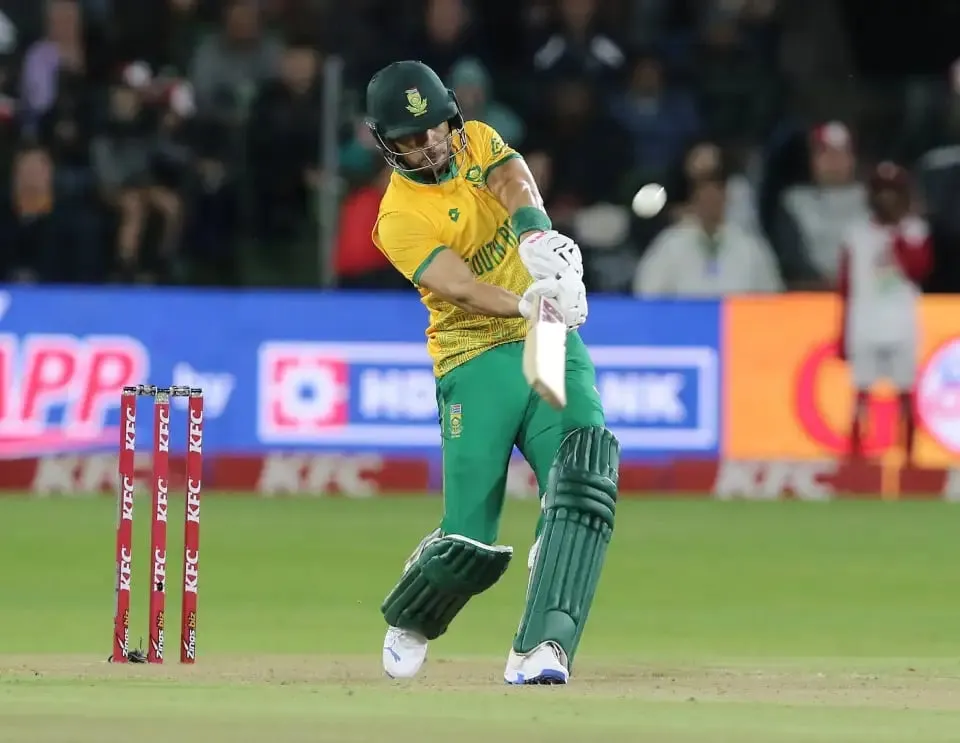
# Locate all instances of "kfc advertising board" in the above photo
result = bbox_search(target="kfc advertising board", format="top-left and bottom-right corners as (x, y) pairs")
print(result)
(725, 294), (960, 466)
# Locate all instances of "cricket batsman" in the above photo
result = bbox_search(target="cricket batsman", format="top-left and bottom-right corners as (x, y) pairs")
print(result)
(366, 60), (619, 685)
(837, 161), (932, 464)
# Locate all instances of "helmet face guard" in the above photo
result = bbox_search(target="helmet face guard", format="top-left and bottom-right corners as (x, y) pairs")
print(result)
(369, 113), (468, 175)
(366, 79), (468, 176)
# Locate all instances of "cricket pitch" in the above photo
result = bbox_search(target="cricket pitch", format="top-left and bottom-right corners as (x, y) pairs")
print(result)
(3, 654), (959, 743)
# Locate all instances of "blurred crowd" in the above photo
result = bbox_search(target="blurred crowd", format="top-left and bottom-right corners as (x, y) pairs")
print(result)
(0, 0), (959, 294)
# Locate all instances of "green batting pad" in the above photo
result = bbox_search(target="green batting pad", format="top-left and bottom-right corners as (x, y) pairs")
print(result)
(514, 427), (619, 665)
(381, 534), (513, 640)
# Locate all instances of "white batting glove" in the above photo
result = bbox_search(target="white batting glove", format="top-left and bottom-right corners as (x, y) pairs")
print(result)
(519, 230), (583, 281)
(519, 274), (588, 330)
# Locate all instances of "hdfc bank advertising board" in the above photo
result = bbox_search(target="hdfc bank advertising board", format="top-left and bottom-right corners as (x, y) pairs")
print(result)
(0, 287), (957, 499)
(256, 300), (719, 454)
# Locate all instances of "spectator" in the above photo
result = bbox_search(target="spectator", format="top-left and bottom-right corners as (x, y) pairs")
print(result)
(665, 141), (761, 237)
(0, 88), (17, 205)
(610, 51), (700, 181)
(339, 116), (383, 187)
(915, 59), (960, 294)
(774, 121), (869, 288)
(34, 62), (102, 282)
(526, 76), (631, 234)
(5, 145), (54, 281)
(533, 0), (625, 84)
(738, 0), (780, 64)
(776, 0), (855, 123)
(112, 0), (206, 78)
(151, 81), (197, 185)
(0, 8), (18, 107)
(1, 138), (103, 283)
(693, 4), (779, 147)
(152, 82), (198, 282)
(247, 39), (322, 245)
(837, 162), (932, 465)
(92, 82), (183, 282)
(400, 0), (485, 83)
(633, 169), (783, 297)
(19, 0), (87, 130)
(182, 113), (241, 285)
(627, 0), (672, 48)
(519, 0), (554, 40)
(335, 165), (407, 290)
(188, 0), (282, 124)
(450, 58), (525, 149)
(664, 141), (724, 218)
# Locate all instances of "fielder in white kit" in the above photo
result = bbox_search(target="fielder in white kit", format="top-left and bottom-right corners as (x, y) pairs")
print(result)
(837, 162), (933, 464)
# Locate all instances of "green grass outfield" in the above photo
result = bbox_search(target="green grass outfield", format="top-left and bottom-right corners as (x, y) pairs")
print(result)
(1, 496), (959, 742)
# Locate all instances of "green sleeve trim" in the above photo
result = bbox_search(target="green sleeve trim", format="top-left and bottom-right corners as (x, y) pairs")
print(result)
(483, 152), (522, 182)
(511, 205), (552, 237)
(412, 246), (448, 286)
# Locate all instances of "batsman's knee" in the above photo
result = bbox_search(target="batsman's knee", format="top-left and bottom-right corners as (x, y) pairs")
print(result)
(546, 426), (619, 527)
(381, 532), (512, 640)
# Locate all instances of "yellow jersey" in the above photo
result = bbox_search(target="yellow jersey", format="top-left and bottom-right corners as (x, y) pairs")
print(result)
(372, 120), (534, 377)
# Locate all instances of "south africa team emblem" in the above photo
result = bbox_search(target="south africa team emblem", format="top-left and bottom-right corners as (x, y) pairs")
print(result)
(405, 88), (428, 117)
(449, 403), (462, 438)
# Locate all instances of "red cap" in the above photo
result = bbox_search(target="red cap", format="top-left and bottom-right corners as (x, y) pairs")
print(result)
(811, 121), (852, 151)
(869, 160), (910, 191)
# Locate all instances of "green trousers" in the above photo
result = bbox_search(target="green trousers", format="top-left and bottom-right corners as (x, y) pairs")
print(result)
(435, 333), (605, 544)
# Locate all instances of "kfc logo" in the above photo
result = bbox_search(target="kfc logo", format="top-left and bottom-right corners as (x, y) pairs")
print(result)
(795, 340), (904, 455)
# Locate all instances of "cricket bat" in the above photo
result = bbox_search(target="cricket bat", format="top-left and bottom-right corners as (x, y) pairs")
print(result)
(523, 295), (567, 410)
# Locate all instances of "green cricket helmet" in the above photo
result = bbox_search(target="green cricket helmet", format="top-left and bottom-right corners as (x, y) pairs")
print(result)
(365, 60), (467, 174)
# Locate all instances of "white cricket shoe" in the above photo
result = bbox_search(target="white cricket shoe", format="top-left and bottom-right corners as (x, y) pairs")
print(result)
(382, 626), (428, 679)
(504, 641), (569, 685)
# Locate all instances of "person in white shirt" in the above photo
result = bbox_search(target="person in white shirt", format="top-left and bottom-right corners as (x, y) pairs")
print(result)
(775, 121), (870, 288)
(633, 171), (783, 297)
(837, 162), (933, 465)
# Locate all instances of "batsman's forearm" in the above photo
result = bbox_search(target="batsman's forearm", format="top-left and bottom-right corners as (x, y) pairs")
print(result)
(418, 250), (523, 317)
(488, 159), (550, 240)
(445, 281), (523, 318)
(500, 177), (543, 215)
(504, 181), (547, 242)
